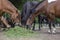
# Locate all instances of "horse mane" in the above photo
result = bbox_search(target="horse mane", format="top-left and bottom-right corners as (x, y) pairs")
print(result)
(31, 0), (45, 13)
(33, 0), (45, 9)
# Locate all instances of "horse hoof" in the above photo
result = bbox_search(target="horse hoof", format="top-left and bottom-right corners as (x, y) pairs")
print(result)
(52, 30), (56, 34)
(48, 30), (51, 33)
(52, 28), (56, 34)
(53, 28), (56, 31)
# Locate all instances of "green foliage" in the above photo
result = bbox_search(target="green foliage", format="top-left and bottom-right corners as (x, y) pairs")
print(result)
(9, 0), (27, 10)
(55, 18), (60, 23)
(3, 13), (10, 18)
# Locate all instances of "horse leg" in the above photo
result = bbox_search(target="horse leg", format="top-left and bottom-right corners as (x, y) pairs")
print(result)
(26, 25), (32, 30)
(52, 22), (56, 33)
(38, 15), (41, 31)
(48, 21), (52, 33)
(0, 21), (5, 31)
(39, 20), (41, 31)
(32, 20), (35, 30)
(1, 16), (11, 28)
(38, 20), (41, 30)
(50, 14), (56, 33)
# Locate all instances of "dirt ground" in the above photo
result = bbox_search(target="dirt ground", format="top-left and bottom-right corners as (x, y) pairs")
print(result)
(0, 27), (60, 40)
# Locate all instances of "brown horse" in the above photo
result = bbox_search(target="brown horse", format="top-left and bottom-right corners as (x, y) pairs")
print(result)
(0, 0), (21, 28)
(26, 0), (60, 33)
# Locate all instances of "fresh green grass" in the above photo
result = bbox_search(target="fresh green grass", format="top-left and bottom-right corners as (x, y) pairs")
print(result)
(4, 26), (37, 38)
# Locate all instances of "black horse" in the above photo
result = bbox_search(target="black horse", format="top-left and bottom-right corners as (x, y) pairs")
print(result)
(21, 1), (39, 26)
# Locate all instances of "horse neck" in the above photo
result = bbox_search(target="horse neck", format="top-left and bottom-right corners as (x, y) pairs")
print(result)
(35, 0), (47, 11)
(31, 1), (47, 17)
(28, 0), (47, 23)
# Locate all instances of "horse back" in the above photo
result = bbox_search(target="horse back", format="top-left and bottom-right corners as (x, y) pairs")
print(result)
(2, 0), (17, 11)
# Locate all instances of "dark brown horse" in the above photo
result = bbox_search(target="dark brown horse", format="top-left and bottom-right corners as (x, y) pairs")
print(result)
(26, 0), (59, 33)
(0, 0), (21, 28)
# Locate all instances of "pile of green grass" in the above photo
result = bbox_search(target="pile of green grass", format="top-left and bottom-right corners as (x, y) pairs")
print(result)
(5, 26), (37, 38)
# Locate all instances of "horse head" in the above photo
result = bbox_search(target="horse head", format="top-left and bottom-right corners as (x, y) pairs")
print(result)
(11, 10), (21, 26)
